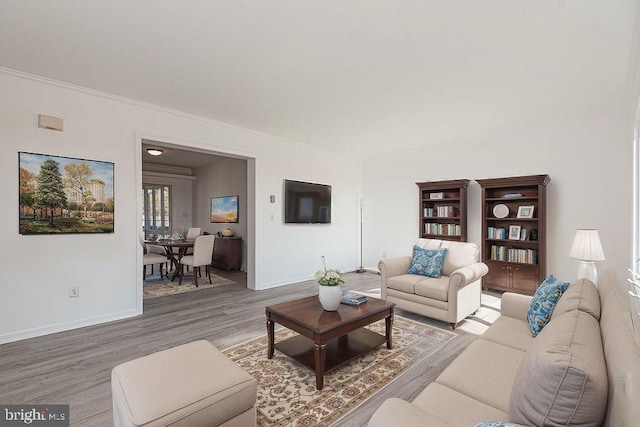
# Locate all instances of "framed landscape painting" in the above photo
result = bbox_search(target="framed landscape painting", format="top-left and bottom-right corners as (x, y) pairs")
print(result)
(19, 151), (115, 234)
(210, 195), (239, 223)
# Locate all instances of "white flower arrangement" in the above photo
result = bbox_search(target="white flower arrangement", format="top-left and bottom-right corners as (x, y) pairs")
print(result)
(315, 256), (345, 287)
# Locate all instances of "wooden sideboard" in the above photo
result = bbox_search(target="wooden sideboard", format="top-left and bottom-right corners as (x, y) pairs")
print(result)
(212, 237), (242, 271)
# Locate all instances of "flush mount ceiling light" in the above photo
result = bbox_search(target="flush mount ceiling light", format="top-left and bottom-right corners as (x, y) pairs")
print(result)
(146, 148), (163, 156)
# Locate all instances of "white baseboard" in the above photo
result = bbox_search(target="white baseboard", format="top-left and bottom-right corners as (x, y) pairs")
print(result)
(0, 308), (141, 345)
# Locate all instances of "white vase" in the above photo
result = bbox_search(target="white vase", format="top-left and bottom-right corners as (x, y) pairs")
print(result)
(318, 285), (342, 311)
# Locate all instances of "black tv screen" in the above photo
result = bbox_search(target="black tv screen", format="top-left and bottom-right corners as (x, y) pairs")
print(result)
(284, 180), (332, 224)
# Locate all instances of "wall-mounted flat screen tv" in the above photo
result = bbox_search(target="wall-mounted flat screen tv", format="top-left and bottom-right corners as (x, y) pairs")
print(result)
(284, 179), (331, 224)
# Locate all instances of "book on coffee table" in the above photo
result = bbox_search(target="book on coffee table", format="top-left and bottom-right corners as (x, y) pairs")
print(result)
(341, 291), (368, 306)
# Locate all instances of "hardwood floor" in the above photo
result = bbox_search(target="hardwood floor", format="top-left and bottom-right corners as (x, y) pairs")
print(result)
(0, 270), (478, 426)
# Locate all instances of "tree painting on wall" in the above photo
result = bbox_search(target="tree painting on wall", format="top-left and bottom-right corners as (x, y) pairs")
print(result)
(18, 152), (115, 234)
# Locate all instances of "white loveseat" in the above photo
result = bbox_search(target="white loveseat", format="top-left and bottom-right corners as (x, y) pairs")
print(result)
(379, 238), (489, 328)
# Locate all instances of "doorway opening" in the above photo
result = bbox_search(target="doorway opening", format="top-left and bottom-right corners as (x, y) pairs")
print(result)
(136, 134), (256, 312)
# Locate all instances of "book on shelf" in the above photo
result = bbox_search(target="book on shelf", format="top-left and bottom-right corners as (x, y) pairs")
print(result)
(341, 291), (368, 306)
(425, 223), (461, 236)
(423, 206), (459, 218)
(487, 227), (507, 239)
(488, 227), (528, 241)
(490, 245), (537, 264)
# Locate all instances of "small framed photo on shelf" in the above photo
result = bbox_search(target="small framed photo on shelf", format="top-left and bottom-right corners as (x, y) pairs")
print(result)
(520, 228), (527, 241)
(517, 205), (534, 218)
(509, 225), (522, 240)
(429, 192), (444, 200)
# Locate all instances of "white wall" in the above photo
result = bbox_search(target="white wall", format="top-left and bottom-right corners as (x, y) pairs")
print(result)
(363, 112), (633, 286)
(194, 158), (248, 269)
(253, 147), (362, 288)
(0, 70), (362, 343)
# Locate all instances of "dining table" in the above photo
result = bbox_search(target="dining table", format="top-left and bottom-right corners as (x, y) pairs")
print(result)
(145, 239), (195, 281)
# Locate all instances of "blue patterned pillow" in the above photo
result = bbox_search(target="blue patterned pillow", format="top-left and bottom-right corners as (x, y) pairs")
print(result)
(527, 275), (570, 336)
(407, 246), (448, 278)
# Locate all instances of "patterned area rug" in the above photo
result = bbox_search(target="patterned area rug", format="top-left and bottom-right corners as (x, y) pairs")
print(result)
(143, 270), (235, 298)
(223, 316), (456, 426)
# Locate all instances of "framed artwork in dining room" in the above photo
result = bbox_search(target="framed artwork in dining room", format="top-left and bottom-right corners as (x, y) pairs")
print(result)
(210, 195), (239, 223)
(18, 151), (115, 235)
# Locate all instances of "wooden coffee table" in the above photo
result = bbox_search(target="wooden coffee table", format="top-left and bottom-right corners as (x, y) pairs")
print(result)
(265, 295), (395, 390)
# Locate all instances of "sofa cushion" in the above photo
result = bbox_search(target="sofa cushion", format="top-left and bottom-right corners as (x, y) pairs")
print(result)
(440, 240), (479, 276)
(436, 339), (525, 413)
(551, 278), (601, 321)
(414, 276), (450, 301)
(407, 246), (448, 278)
(415, 238), (443, 250)
(413, 383), (509, 427)
(368, 397), (457, 427)
(479, 316), (533, 352)
(387, 274), (428, 294)
(386, 288), (449, 310)
(527, 275), (569, 336)
(509, 310), (608, 427)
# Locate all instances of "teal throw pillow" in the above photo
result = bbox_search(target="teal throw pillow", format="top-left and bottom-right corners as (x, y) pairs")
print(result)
(527, 275), (570, 337)
(407, 246), (448, 278)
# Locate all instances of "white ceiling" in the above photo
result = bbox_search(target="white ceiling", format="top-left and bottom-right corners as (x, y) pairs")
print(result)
(1, 1), (639, 156)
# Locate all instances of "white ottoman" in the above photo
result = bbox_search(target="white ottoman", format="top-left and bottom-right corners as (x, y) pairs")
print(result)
(111, 340), (256, 427)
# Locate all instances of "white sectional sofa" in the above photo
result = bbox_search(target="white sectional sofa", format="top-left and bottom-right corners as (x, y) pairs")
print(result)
(368, 272), (640, 426)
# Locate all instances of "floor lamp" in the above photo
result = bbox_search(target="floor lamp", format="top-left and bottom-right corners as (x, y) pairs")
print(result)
(356, 199), (365, 273)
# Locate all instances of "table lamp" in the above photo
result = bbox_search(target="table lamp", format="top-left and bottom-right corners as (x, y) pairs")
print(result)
(569, 229), (606, 285)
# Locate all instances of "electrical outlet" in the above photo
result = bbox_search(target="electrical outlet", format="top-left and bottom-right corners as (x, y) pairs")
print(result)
(69, 287), (79, 298)
(382, 251), (387, 259)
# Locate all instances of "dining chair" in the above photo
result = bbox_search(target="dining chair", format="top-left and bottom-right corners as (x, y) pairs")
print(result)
(178, 235), (215, 287)
(186, 227), (202, 239)
(139, 233), (170, 280)
(183, 227), (203, 261)
(146, 240), (170, 272)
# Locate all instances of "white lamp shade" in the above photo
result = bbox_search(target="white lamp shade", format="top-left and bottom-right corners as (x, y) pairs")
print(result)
(569, 229), (606, 261)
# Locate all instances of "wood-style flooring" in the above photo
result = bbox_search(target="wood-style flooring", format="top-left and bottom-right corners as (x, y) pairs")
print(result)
(0, 270), (478, 426)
